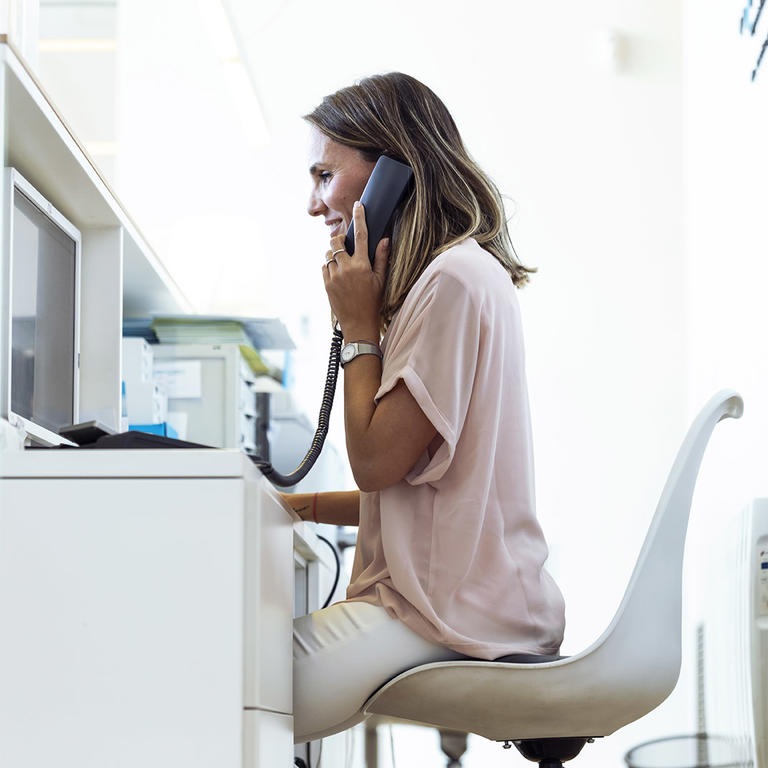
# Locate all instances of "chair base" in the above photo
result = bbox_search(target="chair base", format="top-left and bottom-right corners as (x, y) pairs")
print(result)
(511, 737), (591, 768)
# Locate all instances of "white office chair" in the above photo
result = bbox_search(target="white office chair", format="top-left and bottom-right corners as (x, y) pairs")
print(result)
(361, 389), (743, 767)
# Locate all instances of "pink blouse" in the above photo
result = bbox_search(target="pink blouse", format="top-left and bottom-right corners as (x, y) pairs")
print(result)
(345, 238), (565, 659)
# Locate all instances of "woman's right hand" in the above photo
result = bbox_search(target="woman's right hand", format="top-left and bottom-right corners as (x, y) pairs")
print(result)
(322, 202), (388, 341)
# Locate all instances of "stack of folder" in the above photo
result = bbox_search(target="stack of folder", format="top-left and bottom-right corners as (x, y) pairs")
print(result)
(151, 317), (251, 346)
(150, 315), (295, 351)
(121, 315), (295, 380)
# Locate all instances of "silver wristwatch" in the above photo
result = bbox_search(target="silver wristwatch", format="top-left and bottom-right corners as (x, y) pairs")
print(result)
(340, 341), (383, 368)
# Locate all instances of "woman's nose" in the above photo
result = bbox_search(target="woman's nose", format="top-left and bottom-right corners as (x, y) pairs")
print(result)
(307, 190), (325, 217)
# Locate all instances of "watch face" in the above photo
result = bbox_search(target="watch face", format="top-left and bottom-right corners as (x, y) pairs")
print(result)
(341, 344), (356, 363)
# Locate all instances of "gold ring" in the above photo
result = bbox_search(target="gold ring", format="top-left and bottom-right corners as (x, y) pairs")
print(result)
(324, 257), (336, 266)
(331, 248), (346, 257)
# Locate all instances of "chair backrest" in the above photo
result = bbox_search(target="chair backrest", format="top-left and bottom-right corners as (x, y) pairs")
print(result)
(565, 389), (744, 697)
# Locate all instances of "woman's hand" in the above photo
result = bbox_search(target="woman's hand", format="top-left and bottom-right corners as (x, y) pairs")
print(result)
(280, 491), (360, 526)
(322, 201), (389, 341)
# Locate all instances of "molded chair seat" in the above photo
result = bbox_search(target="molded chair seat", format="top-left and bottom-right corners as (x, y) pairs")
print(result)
(362, 390), (743, 765)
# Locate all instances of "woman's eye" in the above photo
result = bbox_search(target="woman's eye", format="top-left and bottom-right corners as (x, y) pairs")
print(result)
(319, 171), (332, 185)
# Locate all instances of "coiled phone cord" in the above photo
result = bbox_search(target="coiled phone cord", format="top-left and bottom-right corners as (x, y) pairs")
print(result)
(254, 326), (344, 488)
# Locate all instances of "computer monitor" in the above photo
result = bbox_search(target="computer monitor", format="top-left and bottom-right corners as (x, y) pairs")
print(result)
(2, 168), (81, 446)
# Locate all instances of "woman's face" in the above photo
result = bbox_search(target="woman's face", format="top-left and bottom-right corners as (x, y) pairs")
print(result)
(307, 127), (376, 240)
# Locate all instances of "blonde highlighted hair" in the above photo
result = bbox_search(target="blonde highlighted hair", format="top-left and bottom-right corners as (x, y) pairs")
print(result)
(305, 72), (535, 329)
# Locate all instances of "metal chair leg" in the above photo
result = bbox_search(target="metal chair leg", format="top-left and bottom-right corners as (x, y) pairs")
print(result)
(365, 720), (379, 768)
(439, 729), (468, 767)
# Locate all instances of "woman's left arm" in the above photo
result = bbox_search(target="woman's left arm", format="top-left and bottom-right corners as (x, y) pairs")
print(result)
(341, 358), (437, 491)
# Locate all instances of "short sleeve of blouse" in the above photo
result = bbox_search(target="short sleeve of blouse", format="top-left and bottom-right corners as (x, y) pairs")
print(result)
(375, 263), (483, 485)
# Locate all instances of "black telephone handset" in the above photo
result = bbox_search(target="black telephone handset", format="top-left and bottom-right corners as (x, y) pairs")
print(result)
(344, 155), (414, 265)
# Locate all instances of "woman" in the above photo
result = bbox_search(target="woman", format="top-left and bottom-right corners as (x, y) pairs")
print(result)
(284, 72), (565, 744)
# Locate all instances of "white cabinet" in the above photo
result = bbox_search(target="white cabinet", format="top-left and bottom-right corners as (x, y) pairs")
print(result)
(244, 711), (294, 767)
(0, 449), (296, 767)
(152, 343), (259, 453)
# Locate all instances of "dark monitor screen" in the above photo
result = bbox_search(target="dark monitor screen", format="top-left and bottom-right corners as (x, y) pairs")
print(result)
(8, 172), (80, 444)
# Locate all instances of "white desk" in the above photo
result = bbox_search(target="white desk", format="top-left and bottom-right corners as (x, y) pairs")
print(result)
(0, 448), (302, 767)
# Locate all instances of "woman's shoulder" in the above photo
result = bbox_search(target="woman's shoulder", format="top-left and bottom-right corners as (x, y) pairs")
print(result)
(386, 239), (522, 347)
(425, 238), (512, 292)
(391, 240), (515, 331)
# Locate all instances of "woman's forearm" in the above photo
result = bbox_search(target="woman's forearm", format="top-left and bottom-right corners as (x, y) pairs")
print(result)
(281, 490), (360, 526)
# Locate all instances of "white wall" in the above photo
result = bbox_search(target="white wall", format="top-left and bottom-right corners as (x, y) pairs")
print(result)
(683, 1), (768, 510)
(682, 0), (768, 713)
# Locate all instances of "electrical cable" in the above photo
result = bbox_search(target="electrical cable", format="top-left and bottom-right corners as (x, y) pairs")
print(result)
(252, 327), (344, 488)
(315, 534), (341, 609)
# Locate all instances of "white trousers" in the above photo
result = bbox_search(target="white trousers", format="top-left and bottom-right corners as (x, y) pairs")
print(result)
(292, 601), (465, 744)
